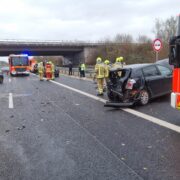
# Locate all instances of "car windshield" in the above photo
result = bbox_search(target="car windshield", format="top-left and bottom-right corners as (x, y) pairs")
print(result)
(11, 57), (28, 66)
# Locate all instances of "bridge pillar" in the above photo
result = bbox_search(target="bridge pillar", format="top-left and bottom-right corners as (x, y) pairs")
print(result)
(64, 47), (97, 66)
(83, 47), (97, 64)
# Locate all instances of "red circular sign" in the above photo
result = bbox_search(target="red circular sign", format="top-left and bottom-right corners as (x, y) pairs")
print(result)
(153, 38), (162, 52)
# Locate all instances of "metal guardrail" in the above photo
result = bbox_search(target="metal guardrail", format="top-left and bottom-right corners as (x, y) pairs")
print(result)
(58, 67), (95, 78)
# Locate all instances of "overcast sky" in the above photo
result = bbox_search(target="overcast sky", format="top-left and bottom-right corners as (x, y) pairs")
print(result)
(0, 0), (179, 42)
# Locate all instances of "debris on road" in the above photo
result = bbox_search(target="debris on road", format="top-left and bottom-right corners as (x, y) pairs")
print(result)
(121, 157), (126, 161)
(17, 125), (26, 130)
(143, 167), (148, 171)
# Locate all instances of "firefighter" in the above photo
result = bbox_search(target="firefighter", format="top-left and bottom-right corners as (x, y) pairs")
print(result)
(46, 62), (52, 80)
(38, 62), (44, 81)
(112, 56), (124, 68)
(81, 63), (86, 77)
(50, 61), (55, 80)
(95, 57), (105, 96)
(104, 59), (110, 86)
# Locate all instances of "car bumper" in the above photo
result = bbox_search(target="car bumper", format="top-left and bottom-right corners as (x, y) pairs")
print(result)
(104, 101), (134, 107)
(11, 71), (30, 75)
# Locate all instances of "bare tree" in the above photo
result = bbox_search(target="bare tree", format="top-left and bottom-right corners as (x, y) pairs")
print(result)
(153, 16), (178, 43)
(114, 33), (133, 43)
(137, 35), (152, 43)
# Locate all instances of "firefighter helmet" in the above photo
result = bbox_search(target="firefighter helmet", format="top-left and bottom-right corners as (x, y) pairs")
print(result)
(104, 60), (110, 65)
(96, 57), (102, 63)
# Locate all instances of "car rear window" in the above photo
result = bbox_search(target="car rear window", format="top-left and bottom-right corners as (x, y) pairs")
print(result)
(142, 65), (160, 77)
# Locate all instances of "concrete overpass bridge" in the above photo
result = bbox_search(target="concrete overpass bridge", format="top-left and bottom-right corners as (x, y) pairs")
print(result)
(0, 40), (99, 64)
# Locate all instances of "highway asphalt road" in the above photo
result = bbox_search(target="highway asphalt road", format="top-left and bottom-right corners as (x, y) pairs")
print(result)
(0, 74), (179, 180)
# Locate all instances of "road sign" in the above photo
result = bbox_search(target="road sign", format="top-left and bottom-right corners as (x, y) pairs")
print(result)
(153, 38), (162, 52)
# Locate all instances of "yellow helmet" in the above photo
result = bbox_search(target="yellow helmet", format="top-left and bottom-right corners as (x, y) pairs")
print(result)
(119, 57), (123, 62)
(116, 57), (120, 62)
(104, 60), (110, 65)
(96, 57), (102, 63)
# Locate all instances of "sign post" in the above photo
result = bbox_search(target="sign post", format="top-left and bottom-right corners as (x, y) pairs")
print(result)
(153, 38), (162, 62)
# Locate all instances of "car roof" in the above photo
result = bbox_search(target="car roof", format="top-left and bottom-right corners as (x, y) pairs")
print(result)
(124, 63), (152, 69)
(156, 58), (173, 69)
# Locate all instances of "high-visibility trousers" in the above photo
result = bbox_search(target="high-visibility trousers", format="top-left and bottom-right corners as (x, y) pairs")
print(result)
(46, 72), (52, 80)
(97, 78), (104, 94)
(39, 72), (43, 80)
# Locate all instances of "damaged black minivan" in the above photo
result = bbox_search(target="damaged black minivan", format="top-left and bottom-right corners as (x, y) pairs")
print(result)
(106, 64), (172, 106)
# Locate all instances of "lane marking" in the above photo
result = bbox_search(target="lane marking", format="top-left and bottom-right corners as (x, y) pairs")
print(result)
(9, 78), (11, 83)
(50, 80), (180, 134)
(9, 93), (14, 109)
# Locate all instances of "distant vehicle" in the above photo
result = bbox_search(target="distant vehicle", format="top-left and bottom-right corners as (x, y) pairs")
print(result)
(0, 69), (4, 83)
(8, 54), (30, 76)
(1, 66), (9, 74)
(54, 67), (60, 77)
(106, 63), (172, 106)
(29, 58), (37, 73)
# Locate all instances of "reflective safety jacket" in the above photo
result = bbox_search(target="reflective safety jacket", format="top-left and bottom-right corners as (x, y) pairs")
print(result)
(81, 64), (86, 71)
(104, 64), (110, 78)
(95, 63), (105, 79)
(38, 64), (44, 73)
(51, 63), (55, 73)
(112, 62), (123, 69)
(46, 64), (52, 73)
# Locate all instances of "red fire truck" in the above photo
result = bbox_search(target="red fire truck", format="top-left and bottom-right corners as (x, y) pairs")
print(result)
(169, 14), (180, 110)
(9, 54), (30, 76)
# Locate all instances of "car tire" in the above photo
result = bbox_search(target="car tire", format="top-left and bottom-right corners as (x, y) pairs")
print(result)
(139, 89), (149, 105)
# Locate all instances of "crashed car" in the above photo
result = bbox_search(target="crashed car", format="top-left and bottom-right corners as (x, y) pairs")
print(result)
(106, 63), (172, 107)
(0, 69), (4, 84)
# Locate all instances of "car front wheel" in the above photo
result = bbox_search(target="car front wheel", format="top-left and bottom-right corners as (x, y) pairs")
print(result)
(139, 90), (149, 105)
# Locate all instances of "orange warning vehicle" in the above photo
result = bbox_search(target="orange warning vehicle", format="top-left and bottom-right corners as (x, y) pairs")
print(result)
(169, 14), (180, 109)
(29, 58), (37, 73)
(9, 54), (30, 76)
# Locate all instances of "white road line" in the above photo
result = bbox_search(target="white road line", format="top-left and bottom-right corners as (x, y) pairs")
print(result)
(50, 80), (180, 134)
(9, 93), (14, 109)
(9, 78), (11, 83)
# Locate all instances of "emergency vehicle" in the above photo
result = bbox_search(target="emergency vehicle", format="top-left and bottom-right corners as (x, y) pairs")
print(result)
(29, 58), (37, 73)
(9, 54), (30, 76)
(169, 14), (180, 110)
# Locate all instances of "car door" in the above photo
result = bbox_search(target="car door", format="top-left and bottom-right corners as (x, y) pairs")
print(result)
(142, 65), (164, 97)
(156, 65), (172, 94)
